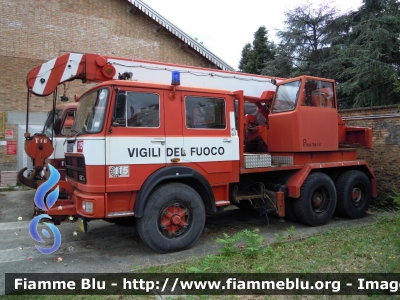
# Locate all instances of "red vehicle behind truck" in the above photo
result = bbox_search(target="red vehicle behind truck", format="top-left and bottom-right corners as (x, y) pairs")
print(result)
(40, 102), (77, 180)
(20, 53), (376, 253)
(18, 102), (77, 216)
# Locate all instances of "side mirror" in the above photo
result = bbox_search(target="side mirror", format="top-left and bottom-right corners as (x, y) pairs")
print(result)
(60, 95), (69, 102)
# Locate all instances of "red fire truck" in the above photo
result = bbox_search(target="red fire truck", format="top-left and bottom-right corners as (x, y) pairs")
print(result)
(18, 102), (77, 217)
(21, 53), (376, 253)
(42, 102), (77, 180)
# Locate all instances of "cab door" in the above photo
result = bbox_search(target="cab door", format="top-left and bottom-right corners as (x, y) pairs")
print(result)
(181, 91), (238, 182)
(105, 88), (166, 192)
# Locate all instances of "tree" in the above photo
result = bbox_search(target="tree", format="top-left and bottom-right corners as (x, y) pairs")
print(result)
(275, 3), (338, 77)
(238, 43), (252, 72)
(238, 26), (275, 74)
(262, 44), (293, 78)
(329, 0), (400, 108)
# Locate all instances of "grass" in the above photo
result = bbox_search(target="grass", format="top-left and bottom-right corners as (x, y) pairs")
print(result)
(143, 213), (400, 274)
(3, 214), (399, 300)
(0, 182), (33, 191)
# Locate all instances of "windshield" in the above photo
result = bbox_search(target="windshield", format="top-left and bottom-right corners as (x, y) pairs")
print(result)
(71, 88), (109, 134)
(42, 109), (62, 138)
(272, 80), (301, 113)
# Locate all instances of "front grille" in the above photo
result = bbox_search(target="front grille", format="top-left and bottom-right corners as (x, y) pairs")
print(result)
(65, 155), (86, 183)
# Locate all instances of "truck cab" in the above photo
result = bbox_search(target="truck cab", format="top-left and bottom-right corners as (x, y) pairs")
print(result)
(267, 76), (338, 152)
(65, 80), (240, 221)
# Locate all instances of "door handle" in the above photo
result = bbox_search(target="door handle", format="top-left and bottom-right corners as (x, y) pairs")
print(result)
(223, 138), (232, 143)
(151, 138), (166, 145)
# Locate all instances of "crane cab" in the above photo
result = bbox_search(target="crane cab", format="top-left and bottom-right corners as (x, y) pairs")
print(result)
(267, 76), (338, 152)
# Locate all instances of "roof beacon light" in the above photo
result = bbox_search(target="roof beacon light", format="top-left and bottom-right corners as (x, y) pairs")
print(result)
(172, 71), (180, 86)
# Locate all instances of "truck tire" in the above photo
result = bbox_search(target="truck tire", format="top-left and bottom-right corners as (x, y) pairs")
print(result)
(293, 172), (336, 226)
(137, 183), (205, 253)
(335, 170), (371, 218)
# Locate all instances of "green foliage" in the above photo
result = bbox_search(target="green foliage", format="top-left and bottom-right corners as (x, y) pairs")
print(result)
(272, 3), (338, 77)
(145, 214), (400, 275)
(333, 0), (400, 108)
(215, 231), (244, 256)
(215, 229), (265, 258)
(241, 229), (264, 258)
(274, 232), (284, 245)
(262, 44), (293, 78)
(389, 189), (400, 206)
(374, 213), (391, 224)
(253, 0), (400, 108)
(395, 76), (400, 94)
(186, 255), (222, 273)
(186, 229), (267, 272)
(371, 191), (396, 210)
(238, 26), (275, 74)
(287, 225), (296, 238)
(238, 43), (252, 73)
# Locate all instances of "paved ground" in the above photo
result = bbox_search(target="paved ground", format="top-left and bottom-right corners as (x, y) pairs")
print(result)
(0, 189), (379, 295)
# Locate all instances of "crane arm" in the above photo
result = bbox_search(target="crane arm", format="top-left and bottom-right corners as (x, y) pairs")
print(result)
(27, 53), (118, 96)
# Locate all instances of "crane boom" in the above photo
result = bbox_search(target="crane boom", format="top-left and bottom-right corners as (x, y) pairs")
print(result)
(27, 53), (282, 97)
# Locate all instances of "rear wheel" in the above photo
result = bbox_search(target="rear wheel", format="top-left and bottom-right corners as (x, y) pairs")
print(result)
(137, 183), (205, 253)
(293, 172), (336, 226)
(335, 170), (371, 218)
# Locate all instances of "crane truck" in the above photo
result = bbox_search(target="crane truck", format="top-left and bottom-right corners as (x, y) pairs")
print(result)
(20, 52), (376, 253)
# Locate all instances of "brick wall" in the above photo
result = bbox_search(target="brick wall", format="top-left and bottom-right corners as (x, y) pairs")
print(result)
(340, 105), (400, 194)
(0, 0), (219, 172)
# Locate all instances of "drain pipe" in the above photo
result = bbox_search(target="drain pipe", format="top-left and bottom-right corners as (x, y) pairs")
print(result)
(0, 112), (5, 138)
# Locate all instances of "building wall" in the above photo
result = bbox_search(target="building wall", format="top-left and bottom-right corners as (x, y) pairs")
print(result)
(340, 105), (400, 194)
(0, 0), (219, 172)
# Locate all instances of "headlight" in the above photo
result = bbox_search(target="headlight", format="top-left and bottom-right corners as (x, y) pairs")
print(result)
(82, 200), (93, 213)
(86, 201), (93, 213)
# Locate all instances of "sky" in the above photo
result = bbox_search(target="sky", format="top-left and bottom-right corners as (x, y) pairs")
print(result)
(142, 0), (364, 70)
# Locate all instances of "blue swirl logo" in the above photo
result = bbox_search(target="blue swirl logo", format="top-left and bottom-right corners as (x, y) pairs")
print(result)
(29, 164), (62, 254)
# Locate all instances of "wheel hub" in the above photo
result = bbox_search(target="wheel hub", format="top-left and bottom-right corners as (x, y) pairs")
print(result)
(312, 194), (323, 208)
(352, 188), (361, 202)
(160, 202), (188, 236)
(351, 186), (365, 207)
(311, 188), (329, 214)
(171, 215), (182, 225)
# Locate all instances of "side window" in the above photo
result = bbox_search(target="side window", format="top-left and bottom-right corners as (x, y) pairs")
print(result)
(73, 88), (109, 133)
(43, 109), (62, 137)
(115, 92), (160, 128)
(272, 80), (301, 113)
(185, 96), (226, 129)
(303, 80), (335, 108)
(61, 111), (75, 136)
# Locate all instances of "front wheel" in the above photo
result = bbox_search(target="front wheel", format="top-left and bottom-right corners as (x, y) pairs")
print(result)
(335, 170), (371, 218)
(137, 183), (205, 253)
(293, 172), (337, 226)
